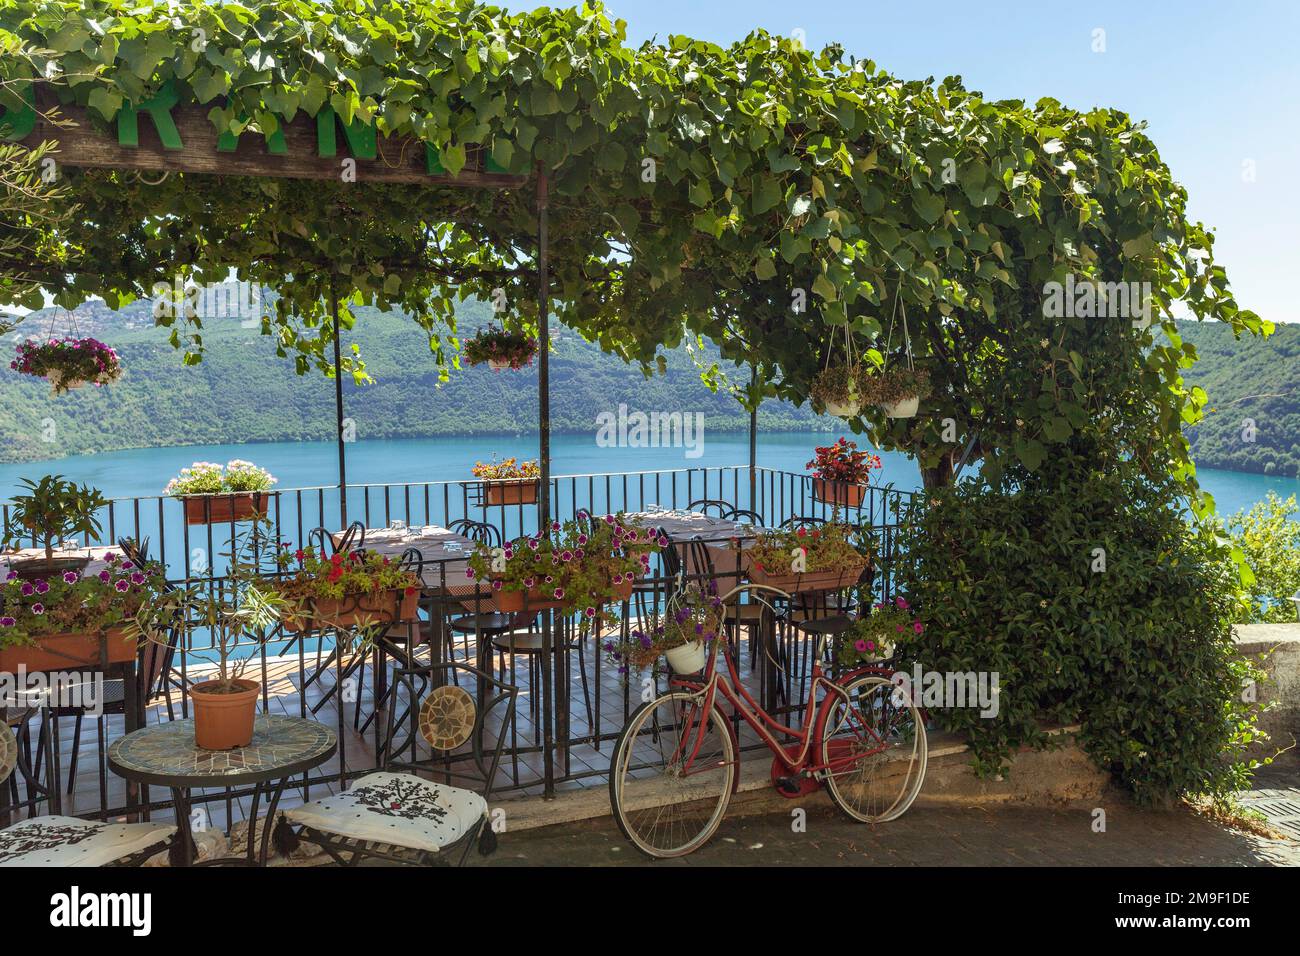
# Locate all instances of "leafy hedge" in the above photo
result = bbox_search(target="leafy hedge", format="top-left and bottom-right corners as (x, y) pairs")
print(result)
(897, 464), (1267, 805)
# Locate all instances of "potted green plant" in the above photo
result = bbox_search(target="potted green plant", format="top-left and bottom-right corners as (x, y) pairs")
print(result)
(471, 457), (541, 506)
(806, 438), (882, 508)
(131, 520), (287, 750)
(271, 545), (421, 634)
(164, 460), (277, 525)
(466, 513), (657, 633)
(604, 582), (725, 678)
(1, 475), (107, 579)
(810, 362), (870, 418)
(462, 326), (538, 371)
(11, 336), (123, 395)
(835, 596), (922, 670)
(743, 520), (871, 595)
(859, 367), (932, 418)
(1, 550), (164, 672)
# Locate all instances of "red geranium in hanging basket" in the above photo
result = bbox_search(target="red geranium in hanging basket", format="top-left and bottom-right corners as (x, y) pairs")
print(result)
(11, 337), (123, 396)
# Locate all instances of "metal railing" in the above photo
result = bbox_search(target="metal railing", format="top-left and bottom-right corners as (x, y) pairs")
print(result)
(1, 465), (919, 821)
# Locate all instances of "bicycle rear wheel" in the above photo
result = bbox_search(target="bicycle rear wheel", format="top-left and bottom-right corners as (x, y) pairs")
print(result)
(820, 675), (927, 823)
(609, 691), (736, 858)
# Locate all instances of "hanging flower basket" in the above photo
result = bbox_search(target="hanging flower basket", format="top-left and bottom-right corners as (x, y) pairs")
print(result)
(11, 338), (122, 396)
(810, 333), (868, 420)
(463, 326), (538, 370)
(860, 368), (931, 419)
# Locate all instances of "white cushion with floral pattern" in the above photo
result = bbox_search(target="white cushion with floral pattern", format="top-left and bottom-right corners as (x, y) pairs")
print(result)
(0, 816), (175, 867)
(286, 771), (486, 854)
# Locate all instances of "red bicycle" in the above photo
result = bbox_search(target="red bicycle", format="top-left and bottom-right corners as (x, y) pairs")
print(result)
(609, 584), (928, 858)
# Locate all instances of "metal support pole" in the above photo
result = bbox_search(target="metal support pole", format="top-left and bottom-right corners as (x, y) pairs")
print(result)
(536, 167), (556, 798)
(330, 286), (348, 527)
(748, 366), (758, 513)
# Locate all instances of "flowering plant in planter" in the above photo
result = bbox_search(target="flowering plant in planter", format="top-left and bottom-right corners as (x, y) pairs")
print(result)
(745, 521), (869, 577)
(11, 337), (122, 395)
(462, 326), (538, 370)
(470, 457), (540, 481)
(466, 513), (661, 633)
(604, 582), (724, 678)
(836, 596), (922, 669)
(271, 544), (421, 633)
(807, 438), (881, 485)
(164, 460), (277, 496)
(1, 551), (165, 649)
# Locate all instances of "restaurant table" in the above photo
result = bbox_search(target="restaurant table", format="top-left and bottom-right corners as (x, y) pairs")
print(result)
(107, 714), (336, 866)
(1, 545), (146, 814)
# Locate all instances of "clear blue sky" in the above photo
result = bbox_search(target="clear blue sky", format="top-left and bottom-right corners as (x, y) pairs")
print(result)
(607, 0), (1300, 324)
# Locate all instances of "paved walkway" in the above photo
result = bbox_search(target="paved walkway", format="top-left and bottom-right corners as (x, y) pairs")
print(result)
(484, 764), (1300, 867)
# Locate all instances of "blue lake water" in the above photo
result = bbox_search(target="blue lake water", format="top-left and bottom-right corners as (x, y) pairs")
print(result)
(2, 429), (1296, 520)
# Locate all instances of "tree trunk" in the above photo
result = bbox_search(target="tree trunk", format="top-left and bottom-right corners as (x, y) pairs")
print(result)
(920, 452), (954, 489)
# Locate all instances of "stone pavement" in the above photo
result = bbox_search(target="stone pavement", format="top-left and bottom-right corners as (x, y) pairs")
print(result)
(481, 762), (1300, 867)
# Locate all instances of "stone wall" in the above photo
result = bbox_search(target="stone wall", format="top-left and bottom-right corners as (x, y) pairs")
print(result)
(1235, 623), (1300, 759)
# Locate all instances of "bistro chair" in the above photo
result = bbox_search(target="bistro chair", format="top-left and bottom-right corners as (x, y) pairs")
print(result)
(49, 538), (186, 801)
(307, 521), (366, 558)
(687, 498), (733, 518)
(726, 507), (764, 526)
(283, 661), (516, 867)
(0, 728), (175, 866)
(447, 518), (501, 548)
(780, 514), (830, 529)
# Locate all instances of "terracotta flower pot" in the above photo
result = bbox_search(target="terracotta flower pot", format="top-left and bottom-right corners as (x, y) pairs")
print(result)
(481, 479), (540, 506)
(181, 492), (270, 525)
(812, 478), (868, 508)
(0, 628), (135, 672)
(190, 678), (260, 750)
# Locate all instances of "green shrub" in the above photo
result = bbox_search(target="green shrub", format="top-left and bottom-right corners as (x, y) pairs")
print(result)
(896, 466), (1266, 805)
(1222, 493), (1300, 624)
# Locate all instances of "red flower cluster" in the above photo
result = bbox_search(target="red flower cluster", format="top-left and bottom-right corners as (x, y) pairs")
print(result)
(806, 437), (882, 484)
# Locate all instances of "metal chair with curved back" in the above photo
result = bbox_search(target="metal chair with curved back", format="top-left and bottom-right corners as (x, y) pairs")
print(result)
(54, 538), (185, 801)
(726, 507), (764, 526)
(354, 547), (429, 734)
(687, 499), (733, 518)
(447, 519), (501, 549)
(284, 660), (517, 867)
(779, 514), (831, 530)
(307, 521), (366, 558)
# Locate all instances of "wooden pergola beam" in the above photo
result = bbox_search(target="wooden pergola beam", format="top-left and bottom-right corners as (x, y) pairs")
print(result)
(20, 92), (526, 189)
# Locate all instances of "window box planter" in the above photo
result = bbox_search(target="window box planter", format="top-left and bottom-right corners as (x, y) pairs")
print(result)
(746, 562), (867, 596)
(811, 478), (868, 508)
(490, 576), (633, 613)
(281, 588), (420, 633)
(181, 493), (272, 526)
(4, 554), (93, 582)
(0, 627), (134, 673)
(481, 479), (540, 507)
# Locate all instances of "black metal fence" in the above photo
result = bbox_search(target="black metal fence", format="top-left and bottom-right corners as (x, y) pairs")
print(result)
(2, 465), (919, 822)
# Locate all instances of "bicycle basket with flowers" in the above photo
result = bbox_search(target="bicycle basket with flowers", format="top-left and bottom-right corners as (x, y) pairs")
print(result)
(605, 582), (726, 678)
(836, 596), (922, 668)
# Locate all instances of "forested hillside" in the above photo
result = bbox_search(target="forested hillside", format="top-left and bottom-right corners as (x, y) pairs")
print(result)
(1179, 320), (1300, 477)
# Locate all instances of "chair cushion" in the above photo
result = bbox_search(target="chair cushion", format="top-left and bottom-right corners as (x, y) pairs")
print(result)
(0, 816), (176, 867)
(287, 771), (486, 854)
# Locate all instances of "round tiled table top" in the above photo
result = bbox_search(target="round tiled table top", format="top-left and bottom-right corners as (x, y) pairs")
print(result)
(107, 715), (336, 788)
(0, 723), (16, 787)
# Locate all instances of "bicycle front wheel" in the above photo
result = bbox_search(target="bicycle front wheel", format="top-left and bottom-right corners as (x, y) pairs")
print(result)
(609, 691), (736, 859)
(820, 675), (927, 823)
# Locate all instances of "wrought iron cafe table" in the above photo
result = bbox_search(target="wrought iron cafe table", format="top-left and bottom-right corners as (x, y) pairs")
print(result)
(107, 715), (336, 866)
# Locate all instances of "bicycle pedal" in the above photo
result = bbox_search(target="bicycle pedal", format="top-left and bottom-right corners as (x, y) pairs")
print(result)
(775, 775), (802, 796)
